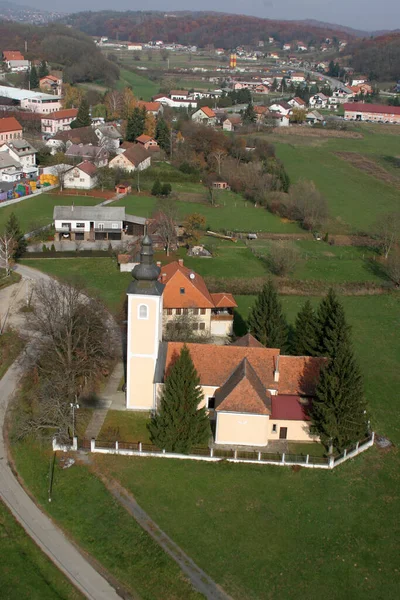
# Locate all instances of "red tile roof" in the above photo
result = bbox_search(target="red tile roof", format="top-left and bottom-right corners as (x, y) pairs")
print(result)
(136, 134), (157, 144)
(210, 293), (237, 308)
(215, 358), (271, 415)
(160, 261), (215, 309)
(0, 117), (22, 134)
(292, 97), (306, 105)
(76, 160), (97, 176)
(3, 51), (24, 61)
(232, 333), (264, 348)
(343, 102), (400, 116)
(46, 108), (78, 120)
(40, 75), (59, 83)
(170, 90), (188, 96)
(278, 356), (325, 396)
(200, 106), (216, 118)
(271, 395), (310, 421)
(254, 105), (268, 114)
(137, 101), (161, 112)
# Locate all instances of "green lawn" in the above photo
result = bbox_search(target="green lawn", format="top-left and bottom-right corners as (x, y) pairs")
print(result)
(0, 194), (101, 234)
(10, 440), (202, 600)
(99, 411), (152, 444)
(0, 329), (24, 379)
(274, 128), (400, 234)
(250, 240), (387, 283)
(0, 269), (21, 291)
(115, 193), (303, 233)
(115, 68), (160, 100)
(0, 500), (83, 600)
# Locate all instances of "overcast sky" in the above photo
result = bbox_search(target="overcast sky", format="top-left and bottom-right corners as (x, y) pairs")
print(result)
(27, 0), (400, 32)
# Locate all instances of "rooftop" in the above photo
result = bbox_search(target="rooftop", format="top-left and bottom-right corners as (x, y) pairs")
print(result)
(0, 85), (61, 102)
(343, 102), (400, 116)
(46, 108), (78, 120)
(53, 205), (124, 221)
(0, 117), (23, 133)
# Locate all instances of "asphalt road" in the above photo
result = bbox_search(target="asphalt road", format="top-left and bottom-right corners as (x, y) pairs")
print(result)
(0, 264), (123, 600)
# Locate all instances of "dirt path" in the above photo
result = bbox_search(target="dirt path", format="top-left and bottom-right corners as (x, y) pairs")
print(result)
(334, 152), (400, 189)
(92, 465), (233, 600)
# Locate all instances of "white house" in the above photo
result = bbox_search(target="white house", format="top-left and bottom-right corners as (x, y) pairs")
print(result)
(109, 145), (151, 173)
(41, 109), (78, 136)
(8, 60), (30, 72)
(288, 97), (307, 109)
(269, 102), (292, 116)
(0, 153), (22, 182)
(309, 93), (328, 108)
(53, 205), (125, 242)
(191, 106), (217, 126)
(94, 124), (122, 151)
(64, 161), (98, 190)
(127, 43), (143, 51)
(0, 139), (37, 176)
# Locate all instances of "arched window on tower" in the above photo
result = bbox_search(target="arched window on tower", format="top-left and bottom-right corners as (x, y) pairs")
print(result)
(138, 304), (148, 320)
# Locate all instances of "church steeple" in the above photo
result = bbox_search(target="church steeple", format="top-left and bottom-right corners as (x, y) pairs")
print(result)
(128, 234), (165, 296)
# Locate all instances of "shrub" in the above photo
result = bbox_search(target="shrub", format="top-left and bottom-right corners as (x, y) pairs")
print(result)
(42, 244), (47, 252)
(268, 242), (300, 276)
(50, 243), (56, 252)
(161, 182), (172, 196)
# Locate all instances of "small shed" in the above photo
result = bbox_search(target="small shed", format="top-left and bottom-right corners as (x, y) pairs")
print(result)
(212, 181), (230, 190)
(116, 182), (132, 195)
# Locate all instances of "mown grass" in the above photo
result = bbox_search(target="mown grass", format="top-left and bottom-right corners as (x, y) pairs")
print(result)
(115, 68), (160, 100)
(0, 194), (100, 233)
(10, 440), (202, 600)
(274, 127), (400, 234)
(99, 411), (151, 444)
(0, 269), (21, 290)
(0, 500), (83, 600)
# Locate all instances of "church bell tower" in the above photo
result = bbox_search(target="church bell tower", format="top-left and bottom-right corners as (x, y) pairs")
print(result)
(126, 235), (164, 410)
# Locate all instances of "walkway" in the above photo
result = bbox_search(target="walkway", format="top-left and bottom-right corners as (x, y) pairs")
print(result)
(94, 469), (233, 600)
(0, 354), (123, 600)
(84, 362), (125, 439)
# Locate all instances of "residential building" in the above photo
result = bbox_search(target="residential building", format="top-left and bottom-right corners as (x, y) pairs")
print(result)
(283, 43), (291, 51)
(152, 94), (197, 109)
(343, 102), (400, 124)
(349, 84), (373, 96)
(159, 258), (237, 339)
(2, 51), (24, 62)
(306, 110), (324, 125)
(40, 74), (63, 95)
(0, 152), (22, 182)
(0, 117), (23, 143)
(137, 101), (163, 115)
(65, 143), (108, 167)
(254, 105), (269, 122)
(269, 101), (292, 116)
(170, 90), (189, 100)
(288, 97), (307, 109)
(94, 124), (122, 151)
(309, 93), (328, 108)
(125, 236), (325, 448)
(212, 181), (230, 190)
(126, 43), (143, 51)
(53, 205), (146, 241)
(135, 134), (159, 150)
(0, 139), (37, 177)
(46, 126), (99, 153)
(222, 116), (242, 131)
(109, 145), (151, 172)
(7, 60), (30, 72)
(64, 161), (98, 190)
(291, 72), (306, 82)
(191, 106), (217, 126)
(41, 108), (78, 135)
(351, 77), (368, 86)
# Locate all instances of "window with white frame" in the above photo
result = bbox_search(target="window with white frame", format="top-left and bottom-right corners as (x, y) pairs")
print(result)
(138, 304), (148, 319)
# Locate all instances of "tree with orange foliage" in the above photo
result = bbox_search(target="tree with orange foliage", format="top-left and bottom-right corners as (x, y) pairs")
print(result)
(62, 84), (83, 109)
(144, 112), (156, 137)
(121, 87), (136, 120)
(105, 90), (122, 120)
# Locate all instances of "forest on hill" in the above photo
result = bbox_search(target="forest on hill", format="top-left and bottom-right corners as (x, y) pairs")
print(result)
(63, 10), (354, 47)
(349, 32), (400, 81)
(0, 21), (119, 85)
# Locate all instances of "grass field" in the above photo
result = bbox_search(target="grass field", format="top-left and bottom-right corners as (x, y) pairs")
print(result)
(0, 194), (101, 233)
(99, 411), (151, 443)
(10, 440), (202, 600)
(273, 127), (400, 234)
(115, 192), (303, 233)
(0, 500), (82, 600)
(115, 68), (160, 100)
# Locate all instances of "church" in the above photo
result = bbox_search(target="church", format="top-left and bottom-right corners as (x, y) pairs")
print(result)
(126, 236), (324, 448)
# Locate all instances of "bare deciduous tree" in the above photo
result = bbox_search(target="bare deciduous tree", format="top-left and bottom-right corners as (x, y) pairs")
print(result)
(288, 180), (328, 231)
(0, 234), (17, 276)
(385, 247), (400, 286)
(164, 312), (211, 343)
(268, 241), (301, 276)
(18, 280), (118, 440)
(374, 211), (400, 259)
(152, 197), (178, 256)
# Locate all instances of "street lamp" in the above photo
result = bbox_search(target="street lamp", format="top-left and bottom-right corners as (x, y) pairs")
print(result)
(70, 399), (79, 439)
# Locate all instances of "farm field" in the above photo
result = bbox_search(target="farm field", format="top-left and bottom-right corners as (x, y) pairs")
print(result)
(0, 194), (100, 233)
(115, 68), (160, 99)
(273, 127), (400, 234)
(0, 500), (83, 600)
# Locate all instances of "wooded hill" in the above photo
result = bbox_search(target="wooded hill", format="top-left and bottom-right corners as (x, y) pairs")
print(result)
(62, 10), (354, 47)
(349, 32), (400, 81)
(0, 21), (119, 85)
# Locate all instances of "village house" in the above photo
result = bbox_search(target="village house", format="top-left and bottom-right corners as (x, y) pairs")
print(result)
(136, 101), (163, 116)
(109, 145), (151, 172)
(135, 134), (159, 151)
(0, 139), (37, 178)
(309, 93), (328, 108)
(65, 143), (108, 167)
(254, 105), (270, 122)
(191, 106), (217, 126)
(153, 94), (198, 109)
(288, 97), (307, 109)
(222, 115), (242, 131)
(349, 84), (373, 96)
(45, 126), (99, 153)
(126, 43), (143, 51)
(212, 181), (230, 190)
(41, 108), (78, 136)
(94, 124), (123, 151)
(39, 74), (63, 95)
(158, 258), (237, 338)
(0, 117), (23, 143)
(170, 90), (189, 101)
(283, 43), (291, 51)
(54, 205), (146, 242)
(269, 101), (292, 116)
(0, 153), (22, 182)
(2, 50), (29, 72)
(125, 236), (325, 447)
(306, 110), (324, 125)
(290, 72), (306, 83)
(343, 102), (400, 124)
(63, 161), (98, 190)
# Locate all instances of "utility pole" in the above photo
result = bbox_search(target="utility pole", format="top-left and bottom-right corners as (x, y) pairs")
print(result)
(137, 167), (140, 193)
(70, 398), (79, 439)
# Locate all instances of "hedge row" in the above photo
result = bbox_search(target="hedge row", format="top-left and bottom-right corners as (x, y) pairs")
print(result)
(204, 276), (392, 296)
(22, 251), (113, 259)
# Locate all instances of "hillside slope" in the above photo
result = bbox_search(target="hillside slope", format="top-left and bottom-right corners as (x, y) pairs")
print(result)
(349, 32), (400, 80)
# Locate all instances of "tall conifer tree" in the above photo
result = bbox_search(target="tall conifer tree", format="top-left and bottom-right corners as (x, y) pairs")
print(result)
(73, 98), (91, 128)
(5, 212), (27, 258)
(247, 280), (288, 349)
(316, 288), (350, 358)
(155, 117), (171, 153)
(148, 345), (210, 453)
(126, 106), (146, 141)
(292, 300), (318, 356)
(29, 65), (39, 90)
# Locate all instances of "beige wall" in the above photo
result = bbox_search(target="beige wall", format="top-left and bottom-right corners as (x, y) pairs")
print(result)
(215, 412), (269, 447)
(269, 419), (319, 442)
(163, 308), (211, 336)
(210, 318), (233, 337)
(126, 293), (163, 410)
(155, 383), (218, 411)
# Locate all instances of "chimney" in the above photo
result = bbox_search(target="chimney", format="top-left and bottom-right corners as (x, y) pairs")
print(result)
(178, 258), (184, 267)
(274, 355), (280, 383)
(161, 272), (167, 283)
(156, 261), (161, 267)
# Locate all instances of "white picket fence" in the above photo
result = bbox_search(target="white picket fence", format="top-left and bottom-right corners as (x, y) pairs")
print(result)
(53, 432), (375, 470)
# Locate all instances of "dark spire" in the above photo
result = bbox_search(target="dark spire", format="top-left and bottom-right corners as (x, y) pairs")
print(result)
(128, 235), (165, 296)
